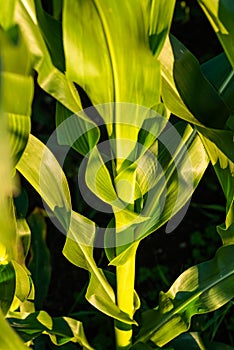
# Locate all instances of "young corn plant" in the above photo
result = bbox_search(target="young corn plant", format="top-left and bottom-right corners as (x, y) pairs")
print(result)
(0, 0), (233, 349)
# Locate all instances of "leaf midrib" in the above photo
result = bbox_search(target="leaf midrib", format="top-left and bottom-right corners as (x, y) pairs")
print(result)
(93, 0), (117, 104)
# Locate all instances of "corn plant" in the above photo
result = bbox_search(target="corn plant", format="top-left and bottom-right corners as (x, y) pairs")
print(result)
(0, 0), (233, 349)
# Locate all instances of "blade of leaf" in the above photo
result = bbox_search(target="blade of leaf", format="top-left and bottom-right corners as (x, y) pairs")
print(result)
(159, 34), (229, 129)
(11, 261), (31, 303)
(107, 124), (209, 265)
(159, 35), (233, 161)
(0, 309), (28, 350)
(0, 55), (17, 260)
(136, 124), (209, 239)
(8, 310), (94, 349)
(56, 101), (100, 157)
(198, 0), (234, 68)
(198, 131), (234, 244)
(148, 0), (176, 56)
(62, 0), (162, 158)
(0, 0), (16, 29)
(63, 211), (137, 325)
(34, 0), (65, 72)
(201, 53), (234, 114)
(15, 218), (31, 268)
(136, 244), (234, 347)
(63, 0), (161, 106)
(0, 263), (15, 315)
(16, 134), (72, 231)
(16, 135), (135, 323)
(15, 0), (81, 111)
(15, 0), (100, 154)
(0, 27), (33, 166)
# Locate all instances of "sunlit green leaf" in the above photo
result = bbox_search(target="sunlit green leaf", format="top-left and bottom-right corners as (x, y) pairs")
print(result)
(0, 263), (15, 315)
(0, 27), (32, 75)
(102, 123), (209, 264)
(16, 134), (72, 231)
(0, 309), (28, 350)
(0, 55), (17, 261)
(149, 127), (207, 240)
(63, 211), (137, 325)
(159, 35), (233, 162)
(198, 0), (234, 68)
(136, 244), (234, 347)
(159, 35), (229, 128)
(9, 310), (94, 349)
(0, 0), (16, 29)
(198, 132), (234, 244)
(56, 101), (100, 156)
(15, 0), (100, 155)
(11, 261), (31, 303)
(1, 73), (33, 117)
(15, 218), (31, 267)
(15, 0), (80, 110)
(16, 133), (134, 323)
(0, 28), (32, 166)
(63, 0), (161, 107)
(148, 0), (176, 56)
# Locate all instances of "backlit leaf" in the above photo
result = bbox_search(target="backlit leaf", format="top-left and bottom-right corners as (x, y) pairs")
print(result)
(198, 0), (234, 68)
(9, 310), (94, 349)
(16, 134), (72, 231)
(15, 0), (99, 154)
(136, 244), (234, 347)
(0, 309), (28, 350)
(0, 263), (15, 315)
(0, 0), (16, 29)
(63, 211), (137, 325)
(159, 35), (233, 162)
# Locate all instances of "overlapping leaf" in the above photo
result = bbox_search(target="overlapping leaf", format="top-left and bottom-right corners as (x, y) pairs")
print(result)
(135, 244), (234, 347)
(201, 53), (234, 115)
(0, 46), (28, 349)
(0, 0), (16, 29)
(0, 51), (17, 261)
(0, 27), (32, 166)
(15, 0), (99, 155)
(63, 0), (163, 106)
(9, 310), (93, 349)
(198, 132), (234, 245)
(0, 263), (15, 316)
(0, 310), (28, 350)
(106, 123), (209, 265)
(16, 134), (72, 231)
(62, 0), (174, 161)
(16, 134), (136, 324)
(159, 35), (233, 163)
(63, 211), (137, 325)
(198, 0), (234, 69)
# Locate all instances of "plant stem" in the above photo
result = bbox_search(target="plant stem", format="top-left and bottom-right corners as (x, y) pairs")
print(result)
(114, 207), (136, 349)
(115, 252), (136, 349)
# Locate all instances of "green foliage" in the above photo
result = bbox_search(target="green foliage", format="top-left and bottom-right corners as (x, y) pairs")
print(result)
(8, 310), (94, 349)
(0, 0), (233, 349)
